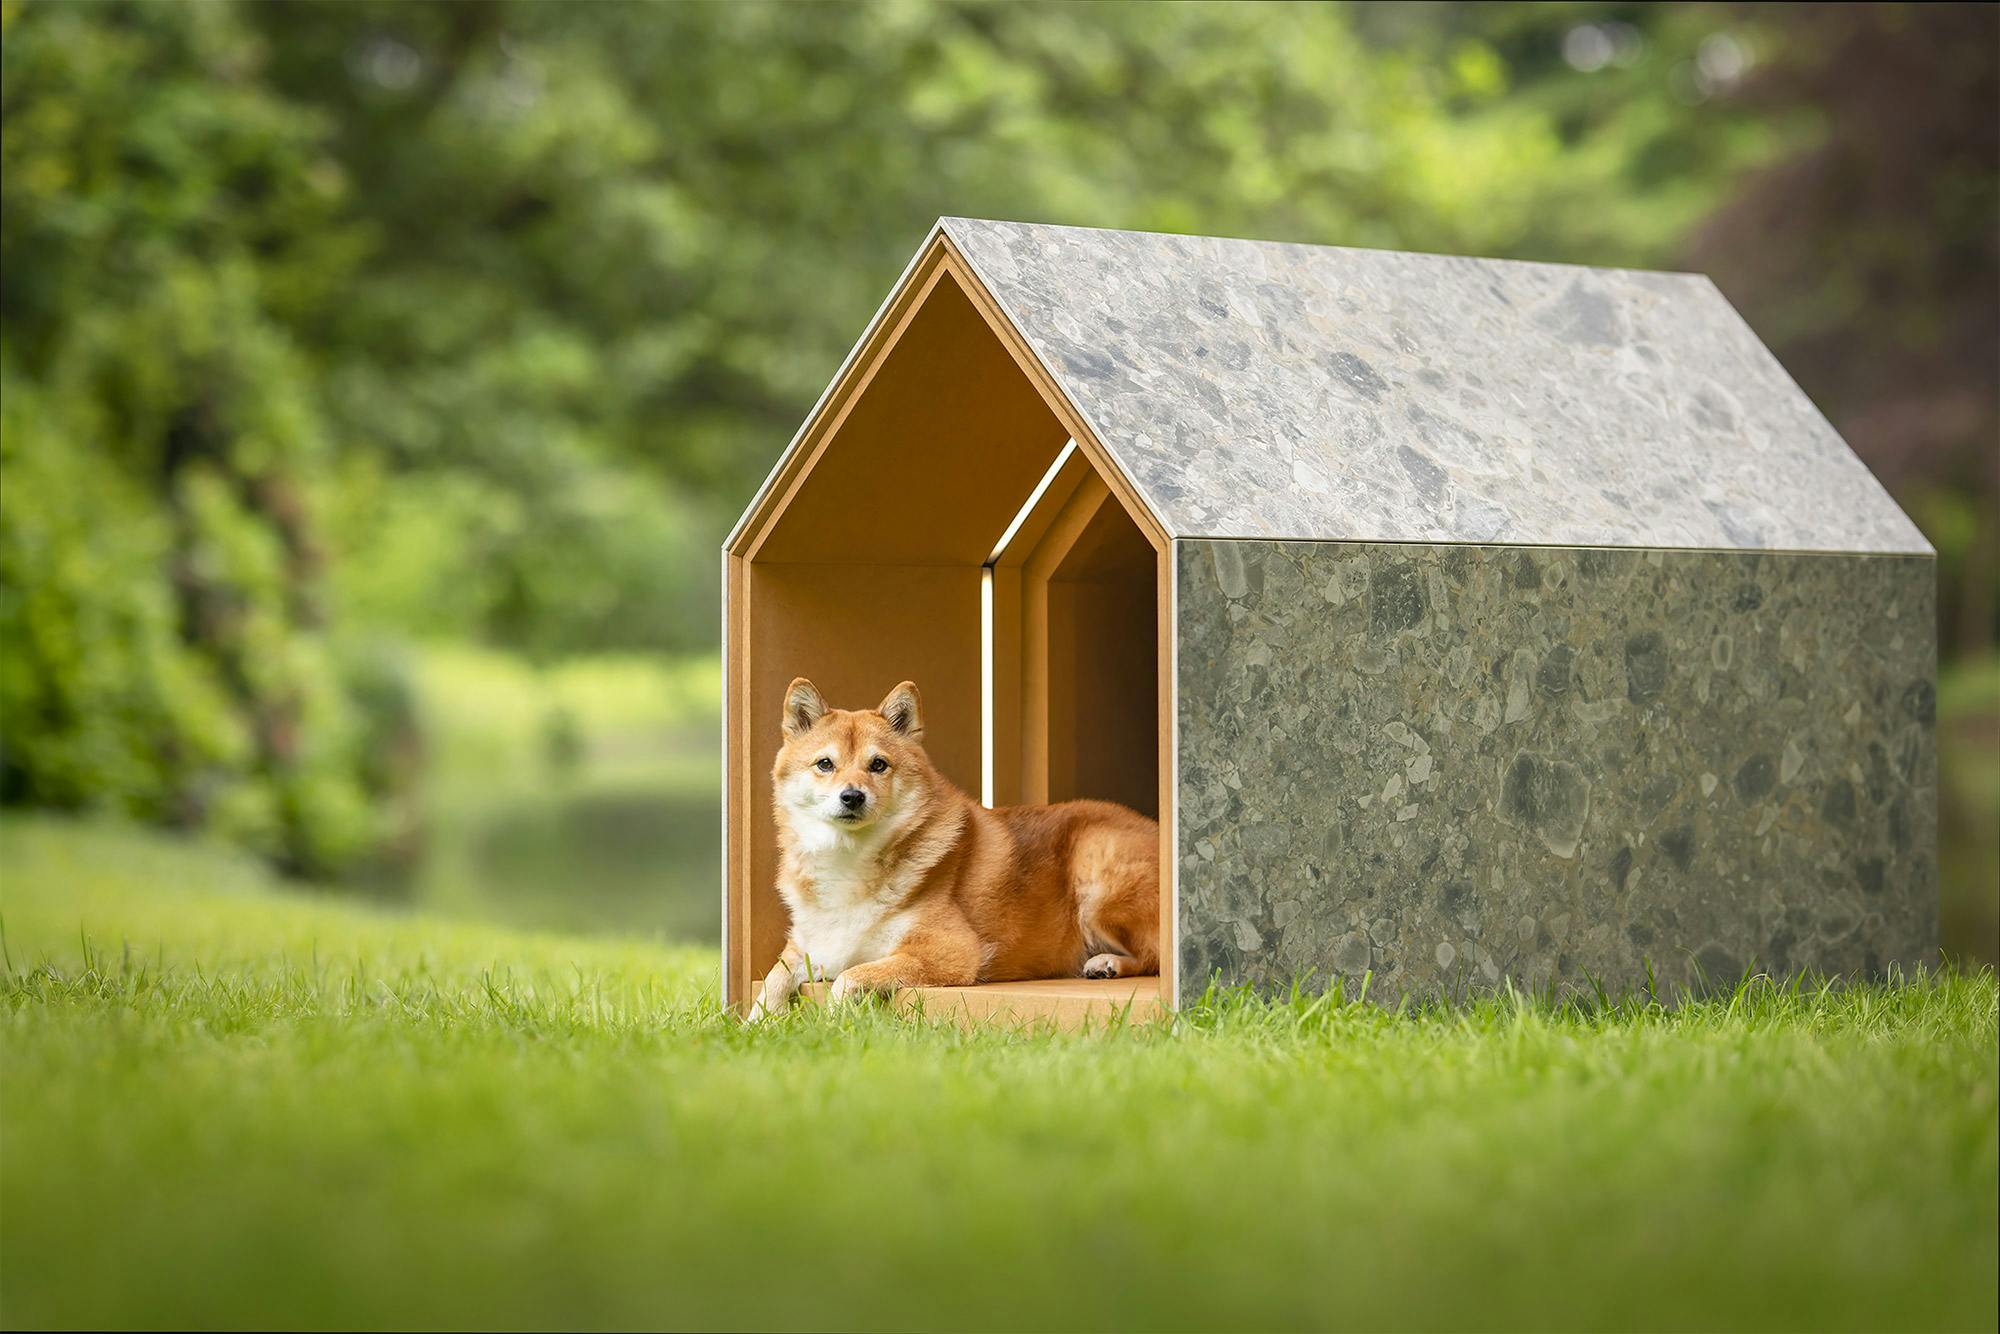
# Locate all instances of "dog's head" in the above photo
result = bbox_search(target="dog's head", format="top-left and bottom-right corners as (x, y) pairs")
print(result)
(772, 678), (933, 837)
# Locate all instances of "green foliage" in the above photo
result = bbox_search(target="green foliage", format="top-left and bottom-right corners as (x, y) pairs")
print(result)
(0, 0), (393, 875)
(2, 815), (1995, 1330)
(228, 0), (1781, 625)
(0, 376), (249, 818)
(3, 0), (1989, 916)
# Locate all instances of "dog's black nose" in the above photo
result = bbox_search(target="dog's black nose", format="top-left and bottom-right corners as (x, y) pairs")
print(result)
(839, 787), (866, 810)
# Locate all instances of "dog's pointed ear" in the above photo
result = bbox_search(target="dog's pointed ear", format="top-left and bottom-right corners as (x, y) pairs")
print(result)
(878, 681), (923, 740)
(782, 678), (826, 738)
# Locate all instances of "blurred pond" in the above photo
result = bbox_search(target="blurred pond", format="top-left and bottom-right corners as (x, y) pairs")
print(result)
(349, 647), (720, 944)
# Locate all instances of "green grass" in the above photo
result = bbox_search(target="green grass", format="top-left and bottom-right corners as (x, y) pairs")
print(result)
(2, 816), (1995, 1332)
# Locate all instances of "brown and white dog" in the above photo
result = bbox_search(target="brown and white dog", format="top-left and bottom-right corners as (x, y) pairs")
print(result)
(745, 677), (1158, 1021)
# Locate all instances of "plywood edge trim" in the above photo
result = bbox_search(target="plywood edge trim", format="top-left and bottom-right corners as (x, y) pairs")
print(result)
(720, 552), (734, 1008)
(935, 234), (1173, 555)
(724, 551), (753, 1008)
(1153, 534), (1943, 559)
(729, 226), (1174, 563)
(729, 232), (956, 560)
(1159, 542), (1178, 1011)
(739, 254), (960, 561)
(725, 222), (949, 554)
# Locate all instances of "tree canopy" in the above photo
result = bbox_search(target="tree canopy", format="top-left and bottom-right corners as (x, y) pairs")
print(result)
(2, 0), (1989, 876)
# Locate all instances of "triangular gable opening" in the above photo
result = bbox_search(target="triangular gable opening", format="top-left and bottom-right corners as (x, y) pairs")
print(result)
(724, 236), (1172, 1019)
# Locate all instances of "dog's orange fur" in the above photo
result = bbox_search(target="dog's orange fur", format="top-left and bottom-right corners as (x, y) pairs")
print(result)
(745, 677), (1158, 1020)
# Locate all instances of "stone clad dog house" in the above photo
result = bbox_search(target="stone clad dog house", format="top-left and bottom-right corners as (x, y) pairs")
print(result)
(723, 218), (1936, 1021)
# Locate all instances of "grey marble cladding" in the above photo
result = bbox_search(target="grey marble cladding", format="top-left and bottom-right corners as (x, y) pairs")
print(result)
(945, 218), (1928, 555)
(1174, 539), (1936, 1004)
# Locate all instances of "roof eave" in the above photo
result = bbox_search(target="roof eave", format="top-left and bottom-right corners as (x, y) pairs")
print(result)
(726, 219), (1175, 559)
(723, 220), (949, 554)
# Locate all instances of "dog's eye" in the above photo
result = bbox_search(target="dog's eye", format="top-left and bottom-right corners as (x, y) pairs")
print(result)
(815, 757), (834, 773)
(868, 756), (889, 773)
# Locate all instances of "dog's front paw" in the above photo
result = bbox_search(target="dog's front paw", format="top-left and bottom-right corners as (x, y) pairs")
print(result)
(829, 969), (886, 1006)
(745, 985), (798, 1023)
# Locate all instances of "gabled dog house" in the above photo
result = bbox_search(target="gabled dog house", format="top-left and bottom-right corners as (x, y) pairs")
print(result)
(724, 218), (1936, 1020)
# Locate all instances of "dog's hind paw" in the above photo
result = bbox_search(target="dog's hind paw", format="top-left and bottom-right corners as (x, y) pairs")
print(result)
(1083, 953), (1130, 980)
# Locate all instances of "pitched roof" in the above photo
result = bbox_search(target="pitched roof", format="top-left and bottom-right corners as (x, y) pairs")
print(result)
(943, 218), (1929, 554)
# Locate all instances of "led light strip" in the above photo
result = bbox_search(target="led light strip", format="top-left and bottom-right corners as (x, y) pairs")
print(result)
(986, 440), (1077, 566)
(982, 439), (1076, 806)
(980, 567), (995, 807)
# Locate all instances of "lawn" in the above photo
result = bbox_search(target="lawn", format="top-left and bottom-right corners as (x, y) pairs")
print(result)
(1, 816), (1994, 1332)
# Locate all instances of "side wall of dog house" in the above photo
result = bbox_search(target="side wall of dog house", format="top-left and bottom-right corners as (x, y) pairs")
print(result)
(1171, 538), (1938, 1006)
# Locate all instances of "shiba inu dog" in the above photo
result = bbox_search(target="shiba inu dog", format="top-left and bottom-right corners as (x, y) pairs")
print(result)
(745, 677), (1159, 1021)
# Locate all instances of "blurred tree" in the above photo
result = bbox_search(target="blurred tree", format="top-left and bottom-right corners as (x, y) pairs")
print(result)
(247, 0), (1777, 619)
(4, 0), (1988, 886)
(1, 0), (390, 874)
(1684, 2), (1997, 657)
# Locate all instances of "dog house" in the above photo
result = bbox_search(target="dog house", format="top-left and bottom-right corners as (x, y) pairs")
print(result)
(723, 218), (1936, 1021)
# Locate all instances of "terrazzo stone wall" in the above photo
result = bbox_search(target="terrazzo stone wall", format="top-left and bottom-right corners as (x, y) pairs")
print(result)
(1173, 539), (1936, 1005)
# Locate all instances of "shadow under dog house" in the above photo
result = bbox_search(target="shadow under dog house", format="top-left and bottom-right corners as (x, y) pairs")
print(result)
(723, 218), (1935, 1022)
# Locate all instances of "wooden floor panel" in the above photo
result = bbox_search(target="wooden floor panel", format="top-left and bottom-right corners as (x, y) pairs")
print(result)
(795, 976), (1164, 1030)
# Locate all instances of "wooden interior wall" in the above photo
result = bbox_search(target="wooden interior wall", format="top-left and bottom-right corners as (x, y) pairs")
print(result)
(1044, 501), (1158, 816)
(1046, 582), (1158, 816)
(1014, 473), (1109, 804)
(986, 563), (1022, 807)
(742, 562), (983, 989)
(752, 277), (1071, 567)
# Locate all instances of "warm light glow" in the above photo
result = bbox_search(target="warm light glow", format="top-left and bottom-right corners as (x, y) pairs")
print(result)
(981, 439), (1074, 808)
(987, 439), (1077, 565)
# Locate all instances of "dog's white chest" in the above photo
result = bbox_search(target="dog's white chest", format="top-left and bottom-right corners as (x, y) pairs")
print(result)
(787, 898), (914, 981)
(781, 834), (921, 980)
